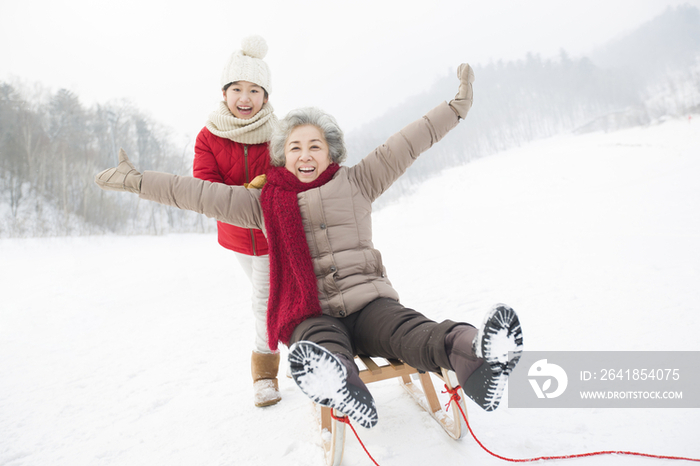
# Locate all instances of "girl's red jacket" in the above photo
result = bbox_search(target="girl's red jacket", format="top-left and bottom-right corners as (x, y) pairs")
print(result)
(193, 127), (270, 255)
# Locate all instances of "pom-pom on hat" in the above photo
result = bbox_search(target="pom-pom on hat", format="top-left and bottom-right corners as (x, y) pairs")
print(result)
(220, 35), (272, 94)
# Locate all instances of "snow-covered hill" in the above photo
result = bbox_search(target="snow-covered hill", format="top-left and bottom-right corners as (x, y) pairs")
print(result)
(1, 116), (699, 465)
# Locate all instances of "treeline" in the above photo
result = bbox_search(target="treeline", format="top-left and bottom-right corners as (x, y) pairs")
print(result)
(0, 85), (209, 237)
(344, 5), (700, 208)
(344, 53), (642, 207)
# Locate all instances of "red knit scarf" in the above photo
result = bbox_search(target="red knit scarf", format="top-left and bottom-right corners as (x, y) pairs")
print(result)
(260, 163), (341, 351)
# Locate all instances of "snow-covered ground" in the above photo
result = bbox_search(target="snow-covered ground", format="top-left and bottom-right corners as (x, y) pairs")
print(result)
(1, 116), (699, 465)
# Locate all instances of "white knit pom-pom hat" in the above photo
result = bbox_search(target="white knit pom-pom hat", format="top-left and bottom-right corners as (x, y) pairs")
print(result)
(220, 35), (272, 93)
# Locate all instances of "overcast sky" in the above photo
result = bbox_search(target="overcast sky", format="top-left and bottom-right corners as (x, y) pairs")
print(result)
(2, 0), (698, 144)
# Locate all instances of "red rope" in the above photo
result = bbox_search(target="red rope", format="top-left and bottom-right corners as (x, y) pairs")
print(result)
(442, 384), (700, 463)
(330, 411), (381, 466)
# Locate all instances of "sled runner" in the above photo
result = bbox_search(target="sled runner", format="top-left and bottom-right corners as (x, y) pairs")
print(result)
(319, 355), (468, 466)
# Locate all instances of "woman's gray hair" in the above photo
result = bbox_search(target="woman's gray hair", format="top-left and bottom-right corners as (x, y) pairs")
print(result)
(269, 107), (347, 167)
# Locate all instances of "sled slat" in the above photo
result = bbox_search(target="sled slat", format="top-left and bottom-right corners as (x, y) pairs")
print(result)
(357, 356), (420, 384)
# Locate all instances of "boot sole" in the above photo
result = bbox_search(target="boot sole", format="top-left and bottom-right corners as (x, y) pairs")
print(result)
(288, 341), (378, 428)
(468, 304), (524, 411)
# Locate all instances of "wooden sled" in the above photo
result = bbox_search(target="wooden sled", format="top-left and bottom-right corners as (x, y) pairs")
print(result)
(319, 355), (469, 466)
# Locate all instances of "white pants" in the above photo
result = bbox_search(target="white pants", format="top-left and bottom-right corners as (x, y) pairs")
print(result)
(233, 252), (274, 354)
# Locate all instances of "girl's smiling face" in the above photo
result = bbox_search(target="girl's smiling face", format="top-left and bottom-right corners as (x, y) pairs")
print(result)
(223, 80), (267, 119)
(284, 125), (331, 183)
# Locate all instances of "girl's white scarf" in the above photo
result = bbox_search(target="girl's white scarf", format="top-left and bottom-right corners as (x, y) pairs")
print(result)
(205, 101), (277, 145)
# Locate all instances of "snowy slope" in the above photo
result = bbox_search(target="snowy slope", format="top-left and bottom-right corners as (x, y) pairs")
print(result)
(1, 116), (699, 465)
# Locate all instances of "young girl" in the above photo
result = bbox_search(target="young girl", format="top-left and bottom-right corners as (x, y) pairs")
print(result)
(193, 35), (280, 407)
(95, 63), (524, 428)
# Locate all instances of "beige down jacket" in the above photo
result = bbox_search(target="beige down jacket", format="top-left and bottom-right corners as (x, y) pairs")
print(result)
(140, 101), (460, 318)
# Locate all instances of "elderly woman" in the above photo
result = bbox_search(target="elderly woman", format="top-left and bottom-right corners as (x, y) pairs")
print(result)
(95, 63), (523, 428)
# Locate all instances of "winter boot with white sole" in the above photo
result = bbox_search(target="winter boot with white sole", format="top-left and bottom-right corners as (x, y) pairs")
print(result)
(288, 341), (378, 428)
(449, 304), (523, 411)
(251, 351), (282, 407)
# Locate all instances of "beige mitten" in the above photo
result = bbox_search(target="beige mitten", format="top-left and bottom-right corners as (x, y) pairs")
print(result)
(448, 63), (475, 119)
(94, 148), (143, 193)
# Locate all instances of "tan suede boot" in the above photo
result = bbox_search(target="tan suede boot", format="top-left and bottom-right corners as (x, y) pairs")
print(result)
(251, 351), (282, 407)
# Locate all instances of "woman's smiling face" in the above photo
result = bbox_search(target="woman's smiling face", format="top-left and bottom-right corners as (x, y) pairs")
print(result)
(284, 125), (331, 183)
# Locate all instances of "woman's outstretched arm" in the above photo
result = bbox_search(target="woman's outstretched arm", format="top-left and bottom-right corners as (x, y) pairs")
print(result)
(349, 63), (474, 202)
(95, 149), (266, 231)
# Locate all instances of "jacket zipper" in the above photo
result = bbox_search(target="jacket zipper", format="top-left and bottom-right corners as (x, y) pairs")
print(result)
(244, 145), (258, 256)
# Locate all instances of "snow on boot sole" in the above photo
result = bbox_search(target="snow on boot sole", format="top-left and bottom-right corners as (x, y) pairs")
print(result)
(288, 341), (378, 428)
(465, 304), (523, 411)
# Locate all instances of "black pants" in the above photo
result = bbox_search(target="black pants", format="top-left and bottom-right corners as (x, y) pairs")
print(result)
(289, 298), (463, 374)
